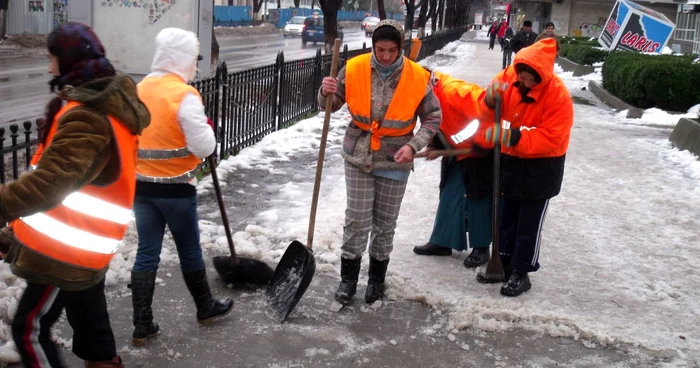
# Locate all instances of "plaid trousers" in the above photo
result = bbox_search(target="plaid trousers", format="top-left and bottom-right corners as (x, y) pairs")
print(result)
(342, 162), (408, 261)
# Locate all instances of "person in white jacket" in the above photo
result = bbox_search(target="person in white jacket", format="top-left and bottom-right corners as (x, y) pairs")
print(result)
(130, 27), (233, 347)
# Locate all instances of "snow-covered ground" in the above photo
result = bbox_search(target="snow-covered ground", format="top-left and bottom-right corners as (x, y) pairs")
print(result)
(1, 39), (699, 366)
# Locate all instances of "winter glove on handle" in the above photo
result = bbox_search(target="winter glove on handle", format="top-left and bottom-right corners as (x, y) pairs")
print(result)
(484, 125), (520, 148)
(485, 82), (508, 108)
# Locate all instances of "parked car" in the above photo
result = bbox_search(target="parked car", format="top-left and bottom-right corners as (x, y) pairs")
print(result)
(284, 16), (307, 37)
(301, 15), (344, 46)
(362, 16), (380, 37)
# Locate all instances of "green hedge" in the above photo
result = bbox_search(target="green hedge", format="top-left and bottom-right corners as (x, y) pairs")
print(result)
(559, 44), (609, 65)
(559, 36), (599, 47)
(602, 52), (700, 112)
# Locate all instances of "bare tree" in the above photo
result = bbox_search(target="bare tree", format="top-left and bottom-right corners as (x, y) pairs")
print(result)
(428, 0), (437, 33)
(437, 0), (444, 30)
(377, 0), (387, 20)
(403, 0), (421, 38)
(416, 1), (429, 38)
(253, 0), (265, 24)
(318, 0), (343, 53)
(211, 0), (220, 72)
(0, 0), (8, 41)
(294, 0), (301, 7)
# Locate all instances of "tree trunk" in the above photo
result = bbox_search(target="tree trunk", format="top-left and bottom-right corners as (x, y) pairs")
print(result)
(318, 0), (342, 53)
(211, 0), (220, 72)
(311, 0), (315, 9)
(417, 0), (429, 38)
(278, 0), (282, 11)
(377, 0), (386, 20)
(437, 0), (444, 30)
(253, 0), (264, 24)
(428, 0), (437, 33)
(294, 0), (301, 8)
(0, 0), (8, 41)
(404, 0), (421, 38)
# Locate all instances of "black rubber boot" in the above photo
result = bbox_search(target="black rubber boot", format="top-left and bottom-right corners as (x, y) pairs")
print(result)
(500, 268), (532, 297)
(463, 247), (490, 268)
(334, 257), (362, 305)
(365, 257), (389, 303)
(129, 271), (160, 346)
(183, 268), (234, 325)
(413, 242), (452, 256)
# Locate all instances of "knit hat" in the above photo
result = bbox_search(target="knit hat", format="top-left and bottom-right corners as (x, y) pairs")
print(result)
(372, 19), (404, 51)
(47, 22), (115, 91)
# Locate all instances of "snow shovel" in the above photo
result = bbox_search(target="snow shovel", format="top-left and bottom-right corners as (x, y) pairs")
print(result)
(265, 38), (342, 323)
(477, 100), (506, 283)
(209, 155), (274, 286)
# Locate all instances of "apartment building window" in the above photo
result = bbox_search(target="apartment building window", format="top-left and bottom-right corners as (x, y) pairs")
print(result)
(675, 6), (697, 41)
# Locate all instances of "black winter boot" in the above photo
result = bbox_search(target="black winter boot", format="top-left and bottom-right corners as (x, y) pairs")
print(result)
(129, 271), (160, 346)
(413, 242), (452, 256)
(463, 247), (490, 268)
(365, 257), (389, 303)
(183, 268), (234, 325)
(500, 268), (531, 297)
(334, 257), (362, 305)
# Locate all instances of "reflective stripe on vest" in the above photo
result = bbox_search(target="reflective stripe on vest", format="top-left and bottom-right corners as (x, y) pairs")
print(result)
(345, 54), (430, 151)
(10, 101), (138, 271)
(136, 74), (203, 183)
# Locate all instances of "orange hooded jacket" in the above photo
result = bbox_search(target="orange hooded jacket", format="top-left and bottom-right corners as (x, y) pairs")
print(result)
(476, 38), (574, 159)
(432, 71), (484, 160)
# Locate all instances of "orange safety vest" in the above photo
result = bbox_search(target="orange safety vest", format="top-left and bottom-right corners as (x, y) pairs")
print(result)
(136, 74), (203, 183)
(10, 101), (138, 271)
(345, 54), (430, 151)
(432, 71), (484, 160)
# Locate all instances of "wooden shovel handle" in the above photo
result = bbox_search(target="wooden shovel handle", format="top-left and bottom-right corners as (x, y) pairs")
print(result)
(307, 38), (342, 250)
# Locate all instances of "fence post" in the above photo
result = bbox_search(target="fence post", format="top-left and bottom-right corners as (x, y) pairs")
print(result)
(276, 51), (285, 131)
(23, 121), (32, 170)
(217, 61), (228, 160)
(313, 48), (322, 112)
(342, 44), (348, 67)
(0, 127), (5, 184)
(10, 125), (18, 180)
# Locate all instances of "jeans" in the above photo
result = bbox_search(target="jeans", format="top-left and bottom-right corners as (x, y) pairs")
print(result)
(133, 195), (205, 273)
(503, 50), (512, 69)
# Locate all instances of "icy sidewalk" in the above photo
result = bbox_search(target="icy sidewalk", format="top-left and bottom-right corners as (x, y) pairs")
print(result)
(195, 40), (700, 365)
(0, 37), (698, 367)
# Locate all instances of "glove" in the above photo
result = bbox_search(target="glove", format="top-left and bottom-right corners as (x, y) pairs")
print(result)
(484, 125), (520, 148)
(207, 117), (215, 131)
(485, 81), (508, 107)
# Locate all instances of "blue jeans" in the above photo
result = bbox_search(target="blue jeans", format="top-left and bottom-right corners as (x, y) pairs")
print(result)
(132, 195), (205, 273)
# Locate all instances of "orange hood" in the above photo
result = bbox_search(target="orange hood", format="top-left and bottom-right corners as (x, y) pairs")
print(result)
(512, 38), (557, 87)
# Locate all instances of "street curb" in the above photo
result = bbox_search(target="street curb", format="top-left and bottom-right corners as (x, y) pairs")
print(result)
(669, 118), (700, 158)
(587, 81), (644, 119)
(556, 57), (596, 77)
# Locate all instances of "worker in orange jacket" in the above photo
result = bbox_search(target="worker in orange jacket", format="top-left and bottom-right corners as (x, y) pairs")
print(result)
(414, 71), (494, 268)
(474, 38), (574, 296)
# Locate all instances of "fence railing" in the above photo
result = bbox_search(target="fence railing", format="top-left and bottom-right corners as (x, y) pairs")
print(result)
(0, 26), (467, 184)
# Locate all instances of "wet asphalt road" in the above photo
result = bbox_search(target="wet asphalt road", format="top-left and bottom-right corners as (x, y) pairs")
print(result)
(0, 29), (369, 128)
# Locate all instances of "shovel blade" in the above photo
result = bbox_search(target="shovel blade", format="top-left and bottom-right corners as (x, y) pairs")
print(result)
(265, 240), (316, 323)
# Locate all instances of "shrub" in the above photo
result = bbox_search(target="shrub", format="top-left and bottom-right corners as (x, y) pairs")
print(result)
(559, 44), (608, 65)
(602, 52), (700, 112)
(559, 36), (599, 47)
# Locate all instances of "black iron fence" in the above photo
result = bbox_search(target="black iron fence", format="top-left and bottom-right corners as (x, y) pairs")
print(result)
(0, 26), (467, 184)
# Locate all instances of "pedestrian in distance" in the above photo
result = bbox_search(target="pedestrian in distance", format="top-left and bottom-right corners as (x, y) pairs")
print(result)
(502, 26), (515, 70)
(474, 38), (574, 297)
(0, 21), (150, 367)
(535, 21), (561, 53)
(318, 19), (441, 306)
(510, 20), (538, 54)
(413, 70), (492, 269)
(487, 21), (499, 50)
(131, 27), (233, 346)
